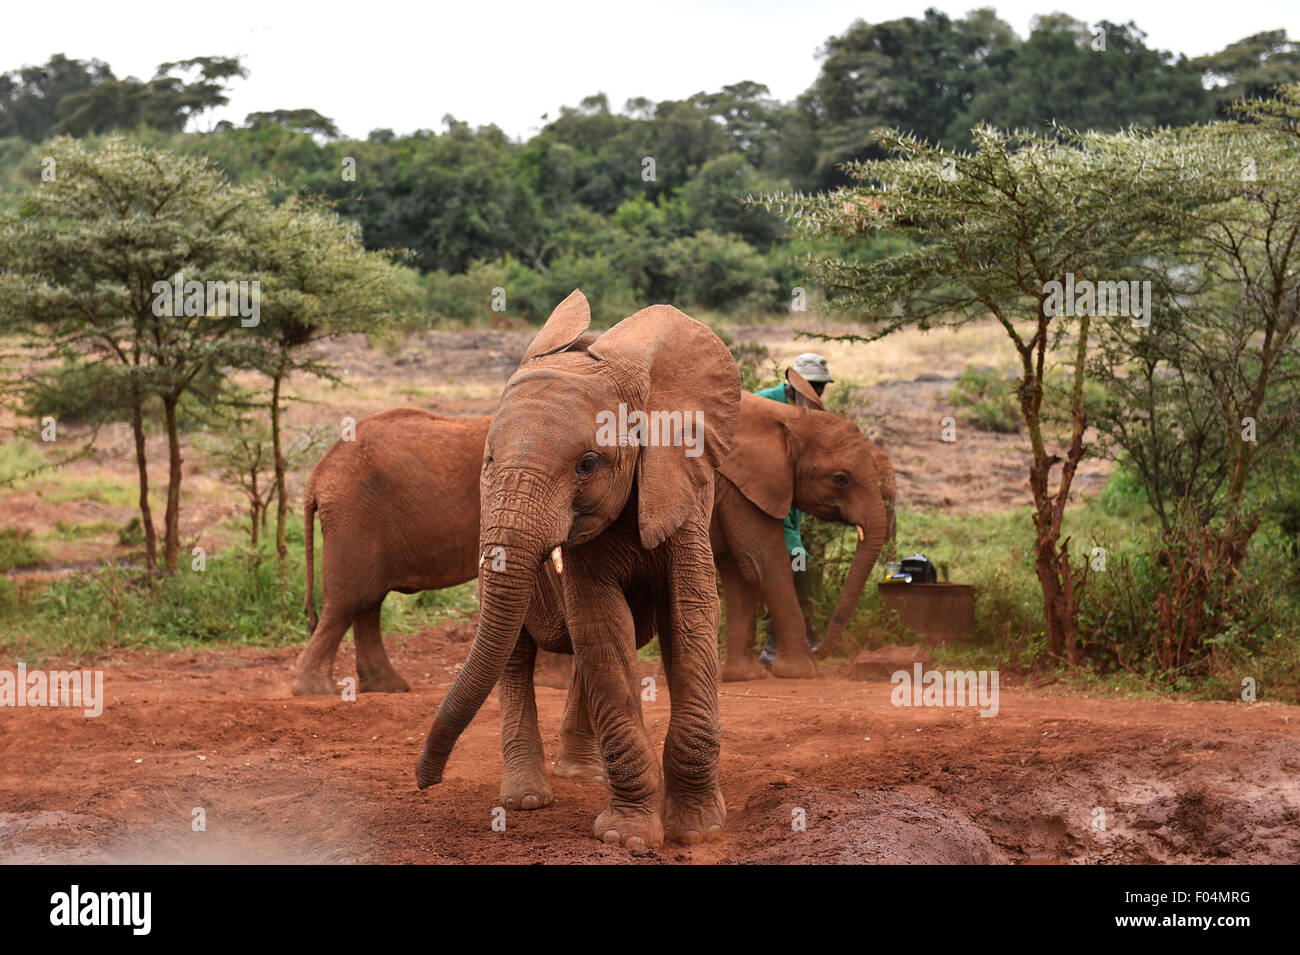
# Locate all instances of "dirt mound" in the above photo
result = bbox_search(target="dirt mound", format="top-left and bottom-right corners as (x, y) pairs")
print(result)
(729, 784), (1004, 864)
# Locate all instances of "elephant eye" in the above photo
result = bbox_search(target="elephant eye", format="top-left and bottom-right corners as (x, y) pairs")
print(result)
(576, 452), (600, 476)
(833, 472), (849, 487)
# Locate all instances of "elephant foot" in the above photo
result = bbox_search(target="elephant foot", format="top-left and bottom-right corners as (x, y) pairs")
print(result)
(357, 669), (411, 693)
(594, 805), (663, 854)
(501, 766), (555, 811)
(290, 672), (338, 696)
(770, 650), (818, 679)
(553, 754), (607, 784)
(720, 658), (771, 682)
(662, 786), (726, 846)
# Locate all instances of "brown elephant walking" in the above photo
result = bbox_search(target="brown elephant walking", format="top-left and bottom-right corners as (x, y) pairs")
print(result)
(295, 370), (893, 696)
(712, 380), (897, 681)
(293, 408), (489, 696)
(416, 290), (741, 851)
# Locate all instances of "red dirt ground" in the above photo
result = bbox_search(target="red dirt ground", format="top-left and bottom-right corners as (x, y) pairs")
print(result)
(2, 619), (1297, 865)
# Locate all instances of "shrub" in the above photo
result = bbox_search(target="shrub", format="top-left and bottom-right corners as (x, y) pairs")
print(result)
(947, 365), (1020, 432)
(0, 528), (47, 572)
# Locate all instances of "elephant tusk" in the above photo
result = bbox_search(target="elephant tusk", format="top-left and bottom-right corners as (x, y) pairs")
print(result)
(855, 525), (865, 542)
(550, 546), (564, 575)
(478, 553), (485, 568)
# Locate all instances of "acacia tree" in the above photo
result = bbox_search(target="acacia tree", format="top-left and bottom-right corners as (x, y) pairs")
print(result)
(0, 137), (260, 571)
(243, 196), (418, 561)
(1092, 108), (1300, 534)
(1082, 91), (1300, 670)
(759, 124), (1233, 663)
(195, 400), (328, 548)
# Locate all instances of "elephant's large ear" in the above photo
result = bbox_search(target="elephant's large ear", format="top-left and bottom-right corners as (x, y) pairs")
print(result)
(717, 393), (795, 520)
(589, 305), (740, 549)
(522, 290), (591, 363)
(786, 369), (825, 410)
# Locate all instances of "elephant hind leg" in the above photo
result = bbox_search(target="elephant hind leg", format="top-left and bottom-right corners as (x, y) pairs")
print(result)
(292, 604), (352, 696)
(717, 554), (767, 682)
(499, 631), (554, 811)
(553, 673), (606, 783)
(354, 602), (410, 693)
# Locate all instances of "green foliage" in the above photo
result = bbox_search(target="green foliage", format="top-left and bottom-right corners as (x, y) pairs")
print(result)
(0, 528), (47, 572)
(714, 329), (771, 392)
(1081, 508), (1300, 695)
(0, 519), (475, 659)
(117, 516), (144, 547)
(947, 365), (1020, 433)
(0, 437), (45, 484)
(0, 54), (245, 141)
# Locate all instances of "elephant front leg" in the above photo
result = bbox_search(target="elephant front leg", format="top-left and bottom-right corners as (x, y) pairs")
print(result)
(569, 578), (663, 852)
(498, 631), (554, 811)
(660, 542), (726, 844)
(553, 675), (606, 783)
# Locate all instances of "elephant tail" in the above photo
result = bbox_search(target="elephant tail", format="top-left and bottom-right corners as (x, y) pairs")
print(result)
(304, 485), (319, 633)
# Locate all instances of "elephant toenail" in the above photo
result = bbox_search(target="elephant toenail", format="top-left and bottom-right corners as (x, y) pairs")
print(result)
(603, 830), (621, 844)
(681, 830), (702, 845)
(522, 794), (539, 809)
(626, 837), (646, 851)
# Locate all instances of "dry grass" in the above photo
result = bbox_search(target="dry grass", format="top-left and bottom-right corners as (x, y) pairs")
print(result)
(719, 315), (1030, 388)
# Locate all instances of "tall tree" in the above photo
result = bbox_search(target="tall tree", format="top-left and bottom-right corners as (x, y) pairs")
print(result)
(0, 137), (260, 571)
(243, 196), (419, 560)
(759, 122), (1234, 662)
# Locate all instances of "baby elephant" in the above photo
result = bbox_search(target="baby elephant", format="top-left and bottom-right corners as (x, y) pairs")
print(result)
(294, 408), (489, 696)
(416, 290), (741, 851)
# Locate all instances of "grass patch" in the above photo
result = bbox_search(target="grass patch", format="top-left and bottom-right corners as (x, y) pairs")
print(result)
(946, 364), (1020, 433)
(40, 476), (140, 508)
(0, 438), (47, 482)
(0, 511), (472, 662)
(50, 519), (121, 541)
(0, 528), (49, 572)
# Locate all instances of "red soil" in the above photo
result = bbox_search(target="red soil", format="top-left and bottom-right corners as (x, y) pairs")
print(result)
(2, 620), (1296, 864)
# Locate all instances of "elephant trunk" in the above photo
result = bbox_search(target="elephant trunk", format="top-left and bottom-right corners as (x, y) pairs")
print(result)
(417, 485), (560, 788)
(823, 487), (889, 655)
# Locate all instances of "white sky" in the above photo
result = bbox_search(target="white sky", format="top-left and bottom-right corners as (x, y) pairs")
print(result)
(3, 1), (1298, 140)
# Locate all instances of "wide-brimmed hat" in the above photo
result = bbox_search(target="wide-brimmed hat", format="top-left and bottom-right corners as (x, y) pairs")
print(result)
(791, 352), (833, 383)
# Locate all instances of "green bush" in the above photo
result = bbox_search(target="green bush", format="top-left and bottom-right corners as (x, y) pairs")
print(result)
(947, 365), (1020, 433)
(0, 515), (477, 661)
(0, 528), (47, 573)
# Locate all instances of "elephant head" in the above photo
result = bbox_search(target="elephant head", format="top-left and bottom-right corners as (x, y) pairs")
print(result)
(719, 390), (895, 652)
(417, 290), (740, 788)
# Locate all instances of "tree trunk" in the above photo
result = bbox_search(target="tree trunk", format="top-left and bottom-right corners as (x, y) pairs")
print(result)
(271, 362), (288, 563)
(249, 469), (261, 547)
(1019, 310), (1091, 666)
(161, 395), (183, 574)
(129, 395), (158, 572)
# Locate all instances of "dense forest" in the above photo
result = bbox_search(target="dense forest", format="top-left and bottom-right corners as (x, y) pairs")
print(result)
(3, 10), (1299, 322)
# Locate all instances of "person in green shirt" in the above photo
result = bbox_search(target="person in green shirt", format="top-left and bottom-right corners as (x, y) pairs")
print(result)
(755, 353), (833, 668)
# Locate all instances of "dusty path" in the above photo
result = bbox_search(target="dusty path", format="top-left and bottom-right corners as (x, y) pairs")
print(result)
(2, 621), (1296, 865)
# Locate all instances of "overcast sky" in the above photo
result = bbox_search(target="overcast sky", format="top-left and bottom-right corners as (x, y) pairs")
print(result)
(3, 1), (1297, 140)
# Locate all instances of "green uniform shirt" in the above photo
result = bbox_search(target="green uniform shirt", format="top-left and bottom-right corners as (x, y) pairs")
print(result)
(755, 383), (803, 553)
